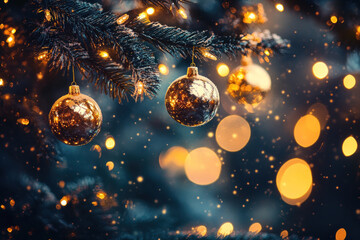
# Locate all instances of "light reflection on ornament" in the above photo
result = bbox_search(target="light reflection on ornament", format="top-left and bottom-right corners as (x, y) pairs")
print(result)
(217, 222), (234, 237)
(217, 63), (230, 77)
(215, 115), (251, 152)
(342, 136), (358, 157)
(294, 115), (321, 147)
(335, 228), (346, 240)
(312, 61), (328, 79)
(105, 136), (115, 150)
(276, 158), (313, 206)
(159, 64), (169, 75)
(106, 161), (114, 171)
(343, 74), (356, 89)
(184, 147), (221, 185)
(249, 222), (262, 234)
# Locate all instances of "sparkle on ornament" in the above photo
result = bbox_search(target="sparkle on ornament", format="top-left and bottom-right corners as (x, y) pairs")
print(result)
(217, 63), (230, 77)
(294, 114), (321, 148)
(275, 3), (284, 12)
(105, 136), (115, 150)
(146, 7), (155, 15)
(312, 61), (329, 79)
(343, 74), (356, 89)
(342, 136), (358, 157)
(217, 222), (234, 237)
(159, 64), (169, 75)
(276, 158), (313, 206)
(185, 147), (221, 185)
(216, 115), (251, 152)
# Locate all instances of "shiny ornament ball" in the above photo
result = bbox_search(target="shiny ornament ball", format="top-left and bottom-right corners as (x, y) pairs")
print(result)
(227, 64), (271, 107)
(49, 85), (102, 146)
(165, 66), (220, 127)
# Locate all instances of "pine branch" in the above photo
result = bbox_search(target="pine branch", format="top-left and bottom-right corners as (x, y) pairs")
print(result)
(140, 0), (191, 10)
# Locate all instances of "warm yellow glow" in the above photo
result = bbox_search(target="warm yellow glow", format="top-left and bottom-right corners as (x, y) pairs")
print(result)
(6, 35), (15, 47)
(146, 7), (155, 15)
(202, 50), (217, 60)
(138, 12), (147, 20)
(117, 14), (129, 25)
(60, 196), (68, 206)
(106, 161), (114, 171)
(99, 51), (109, 59)
(45, 9), (51, 21)
(335, 228), (346, 240)
(158, 64), (169, 75)
(105, 136), (115, 150)
(275, 3), (284, 12)
(136, 81), (145, 95)
(343, 74), (356, 89)
(194, 225), (207, 237)
(96, 191), (106, 199)
(276, 158), (313, 206)
(185, 147), (221, 185)
(0, 78), (4, 86)
(342, 136), (358, 157)
(137, 176), (144, 182)
(294, 115), (321, 148)
(306, 103), (329, 129)
(159, 146), (188, 170)
(178, 9), (188, 19)
(216, 115), (251, 152)
(312, 61), (329, 79)
(280, 230), (289, 238)
(217, 222), (234, 237)
(249, 222), (262, 234)
(17, 118), (29, 125)
(217, 63), (230, 77)
(249, 12), (256, 20)
(330, 15), (338, 24)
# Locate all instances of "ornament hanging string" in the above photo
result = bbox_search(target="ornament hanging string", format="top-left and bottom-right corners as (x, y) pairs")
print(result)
(71, 64), (77, 85)
(190, 46), (196, 67)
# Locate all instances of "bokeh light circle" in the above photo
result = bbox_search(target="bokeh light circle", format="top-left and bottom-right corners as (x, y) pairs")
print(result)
(342, 136), (358, 157)
(294, 115), (321, 147)
(312, 61), (328, 79)
(185, 147), (221, 185)
(217, 222), (234, 237)
(249, 222), (262, 234)
(159, 146), (188, 170)
(276, 158), (313, 205)
(335, 228), (346, 240)
(343, 74), (356, 89)
(216, 115), (251, 152)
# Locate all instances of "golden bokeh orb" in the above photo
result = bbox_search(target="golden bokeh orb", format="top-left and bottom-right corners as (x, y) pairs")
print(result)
(105, 136), (116, 150)
(159, 146), (188, 170)
(342, 136), (358, 157)
(312, 61), (329, 79)
(193, 225), (207, 237)
(146, 7), (155, 15)
(217, 222), (234, 237)
(294, 114), (321, 148)
(276, 158), (313, 206)
(215, 115), (251, 152)
(106, 161), (114, 171)
(184, 147), (221, 185)
(343, 74), (356, 89)
(275, 3), (284, 12)
(249, 222), (262, 234)
(335, 228), (346, 240)
(217, 63), (230, 77)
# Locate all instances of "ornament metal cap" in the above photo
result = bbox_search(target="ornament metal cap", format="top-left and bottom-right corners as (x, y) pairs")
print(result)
(69, 85), (80, 95)
(187, 66), (199, 77)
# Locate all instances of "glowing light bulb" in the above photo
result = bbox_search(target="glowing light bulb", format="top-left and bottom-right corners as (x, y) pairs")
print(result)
(343, 74), (356, 89)
(60, 196), (68, 206)
(0, 78), (4, 86)
(105, 136), (115, 150)
(342, 136), (358, 157)
(146, 7), (155, 15)
(201, 50), (217, 60)
(276, 158), (313, 206)
(117, 14), (129, 25)
(312, 61), (329, 79)
(275, 3), (284, 12)
(138, 12), (147, 20)
(217, 222), (234, 237)
(99, 51), (109, 59)
(178, 8), (188, 19)
(217, 63), (230, 77)
(158, 64), (169, 75)
(294, 114), (321, 148)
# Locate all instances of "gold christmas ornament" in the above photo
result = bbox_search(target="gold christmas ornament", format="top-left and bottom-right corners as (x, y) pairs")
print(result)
(227, 56), (271, 110)
(49, 84), (102, 146)
(165, 66), (220, 127)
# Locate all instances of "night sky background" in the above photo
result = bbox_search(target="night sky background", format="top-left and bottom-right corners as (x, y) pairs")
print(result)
(0, 0), (359, 239)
